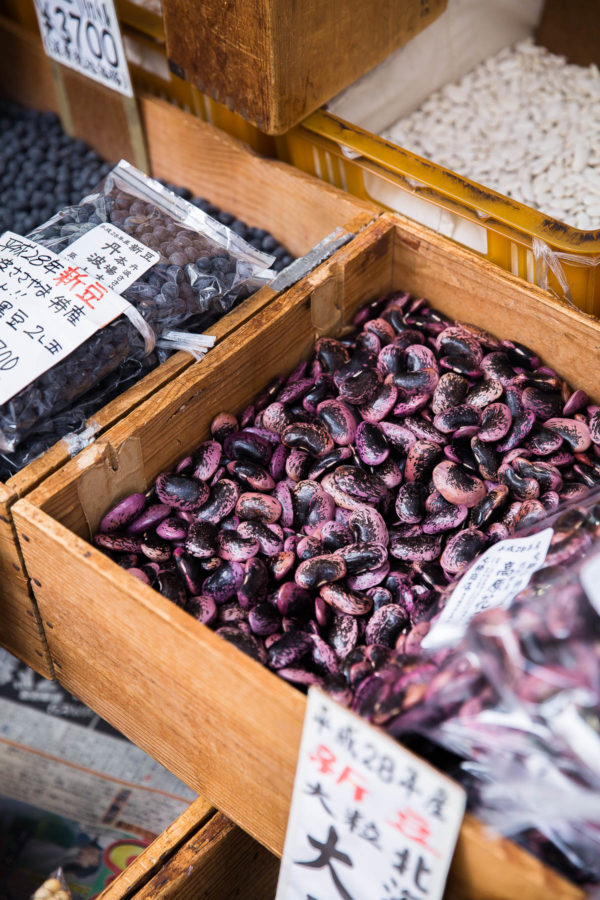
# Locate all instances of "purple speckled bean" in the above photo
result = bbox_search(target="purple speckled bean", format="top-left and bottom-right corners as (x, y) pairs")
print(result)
(359, 381), (398, 422)
(156, 516), (188, 541)
(267, 631), (313, 668)
(295, 554), (347, 590)
(155, 474), (209, 512)
(100, 493), (146, 533)
(355, 421), (389, 465)
(187, 595), (217, 626)
(347, 558), (390, 590)
(202, 561), (244, 604)
(126, 503), (172, 535)
(236, 492), (282, 524)
(317, 399), (357, 446)
(270, 550), (296, 581)
(95, 532), (142, 553)
(193, 441), (222, 481)
(320, 583), (373, 616)
(432, 461), (486, 508)
(544, 417), (591, 452)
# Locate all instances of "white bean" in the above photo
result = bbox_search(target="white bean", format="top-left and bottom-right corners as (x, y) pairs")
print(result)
(382, 38), (600, 230)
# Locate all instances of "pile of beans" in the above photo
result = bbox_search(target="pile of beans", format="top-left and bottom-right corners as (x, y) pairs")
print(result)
(0, 106), (294, 471)
(384, 39), (600, 231)
(94, 290), (600, 716)
(0, 101), (111, 236)
(388, 498), (600, 886)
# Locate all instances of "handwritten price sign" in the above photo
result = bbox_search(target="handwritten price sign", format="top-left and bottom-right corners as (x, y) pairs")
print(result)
(277, 688), (465, 900)
(34, 0), (133, 97)
(0, 232), (129, 405)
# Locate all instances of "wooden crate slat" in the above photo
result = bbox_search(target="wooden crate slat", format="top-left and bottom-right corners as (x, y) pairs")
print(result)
(0, 86), (375, 675)
(133, 812), (279, 899)
(13, 214), (595, 897)
(98, 797), (215, 899)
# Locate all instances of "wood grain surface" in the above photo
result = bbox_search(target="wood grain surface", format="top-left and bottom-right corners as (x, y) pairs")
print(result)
(162, 0), (448, 134)
(0, 84), (374, 675)
(15, 213), (595, 897)
(133, 812), (279, 899)
(97, 797), (214, 899)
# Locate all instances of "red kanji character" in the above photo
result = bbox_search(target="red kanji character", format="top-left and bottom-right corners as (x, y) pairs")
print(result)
(54, 266), (88, 290)
(337, 766), (368, 803)
(387, 809), (440, 857)
(310, 744), (336, 776)
(76, 281), (107, 310)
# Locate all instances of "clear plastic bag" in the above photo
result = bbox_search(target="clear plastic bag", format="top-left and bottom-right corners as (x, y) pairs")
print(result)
(0, 161), (274, 452)
(420, 488), (600, 652)
(389, 502), (600, 885)
(31, 867), (71, 900)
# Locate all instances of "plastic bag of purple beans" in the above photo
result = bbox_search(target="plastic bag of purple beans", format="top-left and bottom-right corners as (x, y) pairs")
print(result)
(0, 160), (274, 453)
(388, 496), (600, 885)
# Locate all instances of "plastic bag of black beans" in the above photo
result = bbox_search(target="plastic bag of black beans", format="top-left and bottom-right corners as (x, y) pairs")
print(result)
(0, 160), (275, 453)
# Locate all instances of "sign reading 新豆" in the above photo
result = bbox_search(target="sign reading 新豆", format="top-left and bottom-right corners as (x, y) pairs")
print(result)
(0, 232), (129, 406)
(34, 0), (133, 97)
(277, 688), (465, 900)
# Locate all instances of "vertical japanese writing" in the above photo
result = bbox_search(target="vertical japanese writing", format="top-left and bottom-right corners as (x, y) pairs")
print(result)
(276, 689), (466, 900)
(0, 232), (128, 405)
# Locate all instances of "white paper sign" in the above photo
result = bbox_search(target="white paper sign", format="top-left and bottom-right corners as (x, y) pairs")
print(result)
(580, 553), (600, 617)
(422, 528), (554, 651)
(0, 232), (129, 405)
(60, 223), (159, 292)
(33, 0), (133, 97)
(277, 688), (465, 900)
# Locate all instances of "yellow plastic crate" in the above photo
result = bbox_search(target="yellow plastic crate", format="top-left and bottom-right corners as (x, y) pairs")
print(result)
(281, 109), (600, 317)
(115, 0), (165, 42)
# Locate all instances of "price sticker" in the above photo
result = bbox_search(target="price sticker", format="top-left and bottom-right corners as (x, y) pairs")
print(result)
(277, 688), (465, 900)
(34, 0), (133, 97)
(0, 232), (129, 406)
(422, 527), (554, 651)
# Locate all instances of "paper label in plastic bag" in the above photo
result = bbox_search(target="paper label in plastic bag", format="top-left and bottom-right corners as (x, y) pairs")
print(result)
(277, 687), (465, 900)
(0, 232), (129, 405)
(60, 223), (159, 293)
(581, 554), (600, 617)
(33, 0), (133, 97)
(422, 528), (554, 651)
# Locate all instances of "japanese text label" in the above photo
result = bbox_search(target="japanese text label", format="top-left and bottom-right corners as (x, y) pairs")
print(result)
(60, 222), (159, 293)
(33, 0), (133, 97)
(0, 232), (129, 406)
(277, 688), (465, 900)
(422, 528), (554, 651)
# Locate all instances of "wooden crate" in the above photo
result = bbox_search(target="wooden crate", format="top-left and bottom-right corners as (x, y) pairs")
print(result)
(97, 799), (278, 899)
(14, 213), (592, 898)
(0, 94), (376, 677)
(161, 0), (447, 135)
(0, 16), (137, 164)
